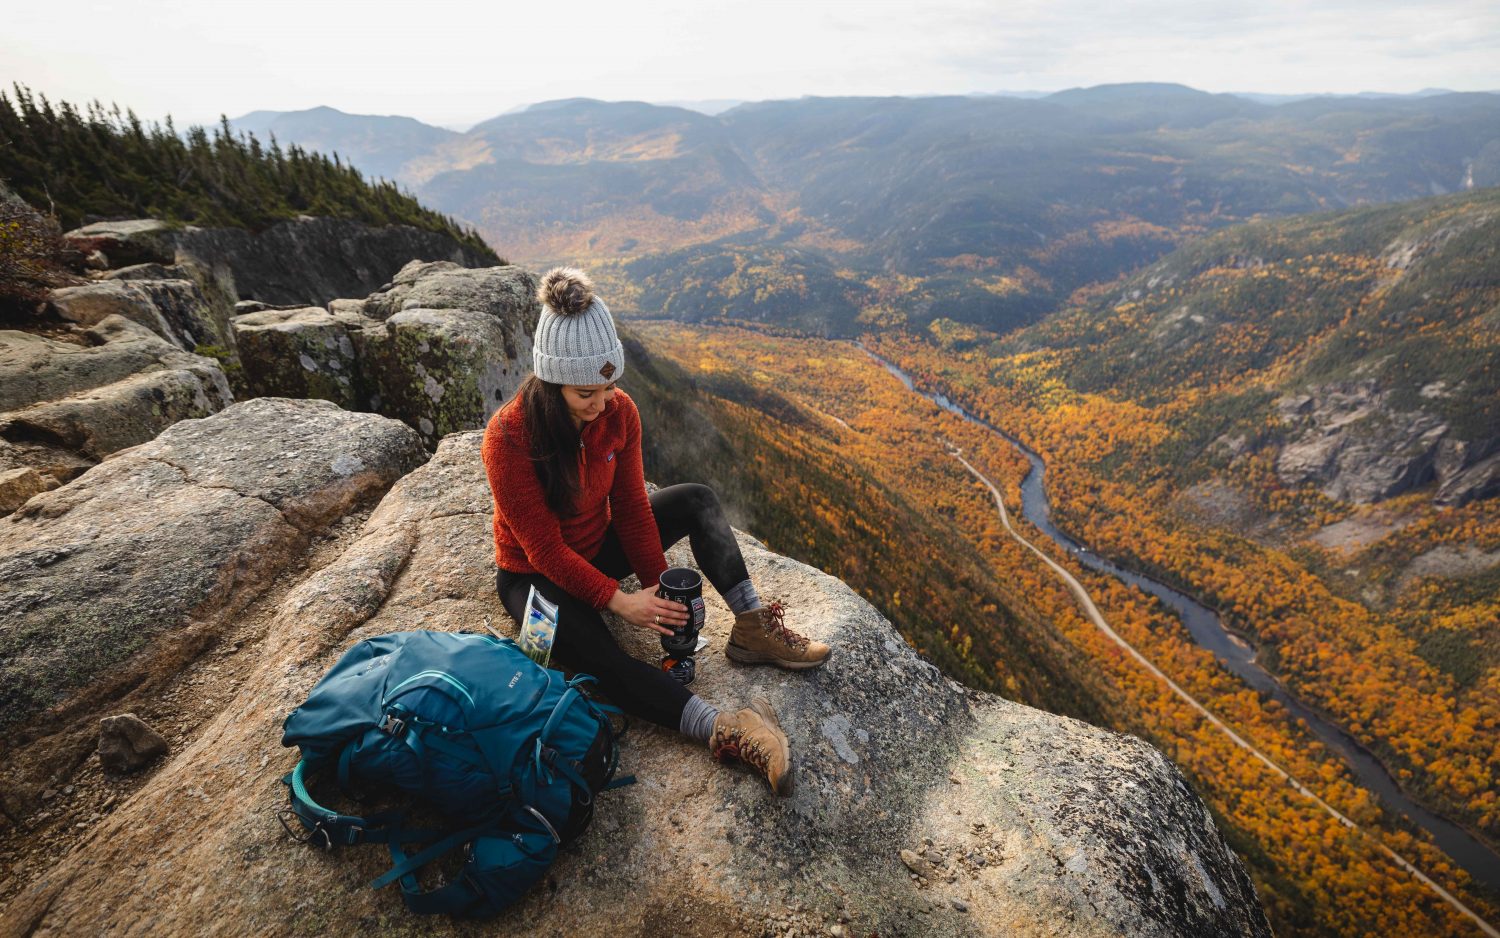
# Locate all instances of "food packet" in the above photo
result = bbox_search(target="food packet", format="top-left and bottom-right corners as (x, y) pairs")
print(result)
(518, 585), (560, 668)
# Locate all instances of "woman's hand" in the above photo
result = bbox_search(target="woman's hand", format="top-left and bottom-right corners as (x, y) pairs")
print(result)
(607, 588), (689, 637)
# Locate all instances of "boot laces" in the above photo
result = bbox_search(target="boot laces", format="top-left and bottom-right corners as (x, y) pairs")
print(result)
(760, 601), (809, 651)
(713, 728), (770, 777)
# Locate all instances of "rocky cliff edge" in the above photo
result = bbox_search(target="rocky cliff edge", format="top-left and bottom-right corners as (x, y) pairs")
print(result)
(0, 401), (1268, 938)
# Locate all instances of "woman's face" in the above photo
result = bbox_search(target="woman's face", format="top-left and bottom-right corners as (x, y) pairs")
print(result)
(560, 381), (618, 428)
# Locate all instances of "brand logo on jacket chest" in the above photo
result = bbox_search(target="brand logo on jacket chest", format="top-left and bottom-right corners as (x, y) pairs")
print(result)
(606, 451), (615, 463)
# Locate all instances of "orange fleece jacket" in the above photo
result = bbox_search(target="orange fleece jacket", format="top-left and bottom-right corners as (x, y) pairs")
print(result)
(481, 389), (667, 610)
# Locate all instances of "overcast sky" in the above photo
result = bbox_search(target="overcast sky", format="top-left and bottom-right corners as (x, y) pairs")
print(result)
(4, 0), (1498, 128)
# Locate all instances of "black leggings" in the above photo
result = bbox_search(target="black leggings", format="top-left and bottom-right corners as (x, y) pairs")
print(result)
(496, 483), (750, 730)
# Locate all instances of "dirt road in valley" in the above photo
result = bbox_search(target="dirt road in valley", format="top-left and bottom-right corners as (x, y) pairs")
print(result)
(950, 447), (1499, 938)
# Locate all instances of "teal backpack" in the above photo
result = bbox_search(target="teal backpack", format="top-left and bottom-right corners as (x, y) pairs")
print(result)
(279, 629), (630, 918)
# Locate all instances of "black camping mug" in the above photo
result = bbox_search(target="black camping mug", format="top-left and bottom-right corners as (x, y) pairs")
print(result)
(657, 567), (705, 657)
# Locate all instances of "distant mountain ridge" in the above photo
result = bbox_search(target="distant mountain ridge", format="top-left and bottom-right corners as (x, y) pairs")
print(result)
(229, 105), (459, 183)
(231, 85), (1483, 145)
(231, 85), (1500, 335)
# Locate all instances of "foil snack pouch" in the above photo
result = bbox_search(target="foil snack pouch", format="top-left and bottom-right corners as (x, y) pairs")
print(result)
(519, 584), (560, 668)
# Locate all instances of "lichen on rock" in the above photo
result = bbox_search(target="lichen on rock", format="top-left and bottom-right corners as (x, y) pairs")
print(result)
(350, 264), (538, 447)
(233, 306), (361, 408)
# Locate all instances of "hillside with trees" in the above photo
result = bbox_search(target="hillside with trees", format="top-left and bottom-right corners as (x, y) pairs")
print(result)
(0, 85), (495, 258)
(245, 86), (1500, 336)
(861, 186), (1500, 836)
(633, 316), (1499, 938)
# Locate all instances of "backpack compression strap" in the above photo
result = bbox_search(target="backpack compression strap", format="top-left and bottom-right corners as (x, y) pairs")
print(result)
(280, 759), (411, 849)
(282, 758), (522, 916)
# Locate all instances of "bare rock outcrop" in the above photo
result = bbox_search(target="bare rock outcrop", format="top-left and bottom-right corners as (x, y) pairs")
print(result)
(0, 399), (426, 805)
(47, 277), (235, 355)
(65, 216), (495, 308)
(0, 317), (234, 500)
(1, 430), (1268, 938)
(1275, 382), (1497, 505)
(233, 262), (536, 448)
(233, 306), (361, 408)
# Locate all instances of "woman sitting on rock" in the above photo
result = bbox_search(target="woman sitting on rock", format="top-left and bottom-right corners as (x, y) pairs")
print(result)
(481, 267), (831, 795)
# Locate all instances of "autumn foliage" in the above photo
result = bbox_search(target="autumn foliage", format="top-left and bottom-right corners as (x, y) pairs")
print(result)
(634, 320), (1499, 938)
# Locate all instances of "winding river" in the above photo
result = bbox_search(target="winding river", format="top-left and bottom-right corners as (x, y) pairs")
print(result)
(862, 348), (1500, 904)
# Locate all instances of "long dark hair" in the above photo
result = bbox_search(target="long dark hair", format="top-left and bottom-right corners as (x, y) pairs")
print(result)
(504, 374), (582, 516)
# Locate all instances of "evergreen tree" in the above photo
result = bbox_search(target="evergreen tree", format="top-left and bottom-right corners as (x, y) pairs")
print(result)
(0, 84), (497, 260)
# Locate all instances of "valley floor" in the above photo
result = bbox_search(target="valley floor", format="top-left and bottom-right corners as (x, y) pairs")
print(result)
(630, 320), (1500, 938)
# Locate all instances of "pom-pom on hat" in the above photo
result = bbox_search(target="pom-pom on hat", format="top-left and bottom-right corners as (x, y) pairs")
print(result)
(532, 267), (626, 386)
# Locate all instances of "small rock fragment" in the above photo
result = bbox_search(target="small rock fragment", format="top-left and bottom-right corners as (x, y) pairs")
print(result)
(900, 849), (935, 879)
(98, 713), (170, 773)
(951, 898), (969, 912)
(0, 467), (58, 516)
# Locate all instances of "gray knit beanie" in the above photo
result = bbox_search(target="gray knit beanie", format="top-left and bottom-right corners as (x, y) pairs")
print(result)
(532, 267), (625, 386)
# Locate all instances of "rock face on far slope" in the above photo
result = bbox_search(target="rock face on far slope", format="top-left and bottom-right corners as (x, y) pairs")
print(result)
(1, 431), (1269, 938)
(0, 399), (426, 804)
(1275, 381), (1500, 506)
(65, 216), (496, 307)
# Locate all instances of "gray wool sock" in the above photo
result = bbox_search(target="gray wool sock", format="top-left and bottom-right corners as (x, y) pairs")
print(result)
(722, 579), (761, 616)
(679, 695), (720, 743)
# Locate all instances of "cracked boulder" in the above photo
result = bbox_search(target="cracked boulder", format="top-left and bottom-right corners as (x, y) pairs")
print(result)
(0, 317), (234, 484)
(361, 261), (536, 323)
(47, 277), (236, 357)
(351, 264), (537, 447)
(233, 307), (362, 408)
(97, 713), (170, 774)
(0, 467), (57, 515)
(354, 307), (530, 447)
(0, 398), (426, 797)
(2, 431), (1268, 937)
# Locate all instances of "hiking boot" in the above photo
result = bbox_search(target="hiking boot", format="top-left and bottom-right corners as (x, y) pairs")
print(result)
(709, 697), (792, 795)
(726, 601), (831, 670)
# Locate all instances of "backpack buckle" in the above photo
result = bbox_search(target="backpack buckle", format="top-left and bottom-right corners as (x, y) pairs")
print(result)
(277, 807), (336, 851)
(380, 713), (407, 737)
(311, 825), (334, 851)
(522, 805), (562, 844)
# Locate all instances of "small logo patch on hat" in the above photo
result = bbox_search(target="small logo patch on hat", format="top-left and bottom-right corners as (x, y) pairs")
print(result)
(599, 361), (616, 379)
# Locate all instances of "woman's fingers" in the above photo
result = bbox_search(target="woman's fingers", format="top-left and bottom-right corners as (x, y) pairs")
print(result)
(644, 608), (674, 636)
(654, 599), (691, 624)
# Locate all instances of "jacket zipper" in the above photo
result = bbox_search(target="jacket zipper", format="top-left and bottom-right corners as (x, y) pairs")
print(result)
(578, 397), (612, 470)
